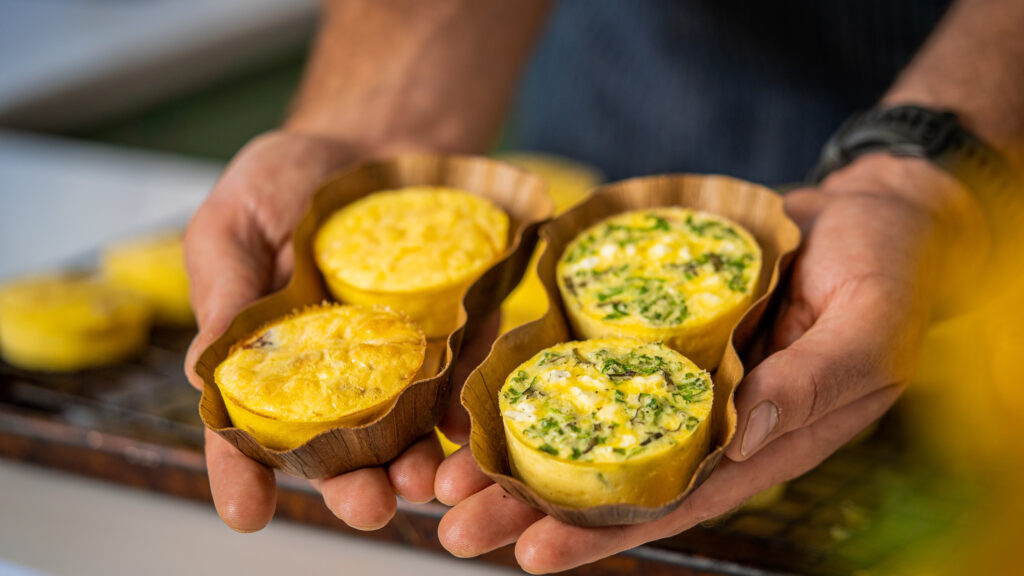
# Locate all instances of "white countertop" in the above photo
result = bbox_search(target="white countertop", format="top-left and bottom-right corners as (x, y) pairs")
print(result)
(0, 460), (518, 576)
(0, 132), (522, 576)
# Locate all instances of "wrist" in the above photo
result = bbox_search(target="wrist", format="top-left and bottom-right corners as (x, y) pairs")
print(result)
(820, 153), (975, 218)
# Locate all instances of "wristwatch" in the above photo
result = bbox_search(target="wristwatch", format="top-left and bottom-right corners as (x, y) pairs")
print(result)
(809, 104), (1019, 200)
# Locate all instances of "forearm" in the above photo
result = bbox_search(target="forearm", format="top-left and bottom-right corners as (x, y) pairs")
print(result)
(883, 0), (1024, 172)
(284, 0), (551, 155)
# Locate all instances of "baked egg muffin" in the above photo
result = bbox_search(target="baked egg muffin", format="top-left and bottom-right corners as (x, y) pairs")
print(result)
(499, 338), (713, 507)
(557, 208), (761, 369)
(101, 232), (193, 326)
(0, 274), (151, 372)
(214, 304), (426, 450)
(314, 186), (509, 338)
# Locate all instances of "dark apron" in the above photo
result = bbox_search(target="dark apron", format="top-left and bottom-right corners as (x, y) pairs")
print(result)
(510, 0), (952, 186)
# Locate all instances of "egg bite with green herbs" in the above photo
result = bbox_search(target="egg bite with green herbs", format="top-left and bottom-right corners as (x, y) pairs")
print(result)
(499, 338), (713, 508)
(556, 208), (761, 369)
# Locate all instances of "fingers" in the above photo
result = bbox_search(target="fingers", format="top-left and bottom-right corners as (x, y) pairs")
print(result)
(182, 130), (358, 391)
(314, 467), (397, 531)
(386, 434), (445, 504)
(510, 385), (903, 573)
(509, 464), (740, 574)
(188, 132), (363, 533)
(204, 429), (277, 532)
(183, 202), (273, 391)
(727, 280), (914, 462)
(435, 447), (493, 506)
(438, 484), (545, 558)
(185, 198), (273, 333)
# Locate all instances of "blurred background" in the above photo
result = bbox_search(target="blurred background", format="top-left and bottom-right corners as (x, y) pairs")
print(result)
(0, 0), (316, 279)
(1, 2), (1023, 576)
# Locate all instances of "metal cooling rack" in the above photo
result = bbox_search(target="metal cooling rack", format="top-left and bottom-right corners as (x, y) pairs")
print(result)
(0, 328), (967, 576)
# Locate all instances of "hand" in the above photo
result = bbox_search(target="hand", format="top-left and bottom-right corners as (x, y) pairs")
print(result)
(183, 130), (495, 532)
(433, 154), (988, 573)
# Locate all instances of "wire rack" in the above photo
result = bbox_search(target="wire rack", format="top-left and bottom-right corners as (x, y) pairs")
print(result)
(0, 328), (969, 576)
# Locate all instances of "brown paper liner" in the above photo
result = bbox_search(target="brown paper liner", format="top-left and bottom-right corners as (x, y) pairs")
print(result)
(196, 155), (552, 479)
(462, 174), (801, 527)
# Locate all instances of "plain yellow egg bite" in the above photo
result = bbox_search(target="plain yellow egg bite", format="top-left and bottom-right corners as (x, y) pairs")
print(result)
(101, 232), (193, 326)
(0, 274), (151, 371)
(314, 187), (508, 338)
(214, 304), (426, 450)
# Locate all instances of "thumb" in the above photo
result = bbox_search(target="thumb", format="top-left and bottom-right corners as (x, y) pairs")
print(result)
(726, 279), (918, 461)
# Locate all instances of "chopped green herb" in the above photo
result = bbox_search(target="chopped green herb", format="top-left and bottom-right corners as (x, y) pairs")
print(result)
(596, 285), (626, 302)
(538, 351), (567, 366)
(728, 273), (748, 292)
(602, 301), (630, 320)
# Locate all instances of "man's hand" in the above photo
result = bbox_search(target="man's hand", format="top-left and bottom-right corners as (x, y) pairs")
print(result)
(433, 154), (988, 573)
(182, 130), (494, 532)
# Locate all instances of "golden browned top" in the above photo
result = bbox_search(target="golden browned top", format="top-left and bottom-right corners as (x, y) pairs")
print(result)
(314, 186), (509, 293)
(215, 304), (426, 423)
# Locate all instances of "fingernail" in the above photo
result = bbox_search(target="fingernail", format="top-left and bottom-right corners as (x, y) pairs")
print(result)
(741, 402), (779, 458)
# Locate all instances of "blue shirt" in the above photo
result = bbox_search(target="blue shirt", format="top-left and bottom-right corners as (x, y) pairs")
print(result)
(511, 0), (952, 185)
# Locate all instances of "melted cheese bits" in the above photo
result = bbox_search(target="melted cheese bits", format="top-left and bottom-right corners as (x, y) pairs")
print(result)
(499, 338), (713, 507)
(557, 208), (761, 369)
(215, 304), (425, 450)
(314, 187), (509, 337)
(0, 274), (151, 372)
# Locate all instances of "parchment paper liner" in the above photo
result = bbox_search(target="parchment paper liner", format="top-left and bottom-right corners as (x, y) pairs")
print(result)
(196, 155), (552, 479)
(463, 174), (801, 527)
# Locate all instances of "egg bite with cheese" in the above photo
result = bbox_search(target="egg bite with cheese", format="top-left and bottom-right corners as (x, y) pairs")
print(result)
(101, 232), (194, 326)
(0, 274), (151, 372)
(214, 304), (426, 450)
(499, 338), (713, 508)
(557, 208), (761, 369)
(314, 187), (509, 338)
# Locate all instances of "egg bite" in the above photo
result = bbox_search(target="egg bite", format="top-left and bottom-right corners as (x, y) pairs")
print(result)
(0, 274), (151, 372)
(101, 232), (194, 326)
(557, 208), (761, 369)
(214, 304), (426, 450)
(314, 187), (509, 338)
(499, 338), (713, 508)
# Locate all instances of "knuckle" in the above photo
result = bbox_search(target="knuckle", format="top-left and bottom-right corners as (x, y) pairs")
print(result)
(801, 356), (839, 426)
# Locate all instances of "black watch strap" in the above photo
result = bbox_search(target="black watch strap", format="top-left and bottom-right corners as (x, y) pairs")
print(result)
(810, 105), (1019, 200)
